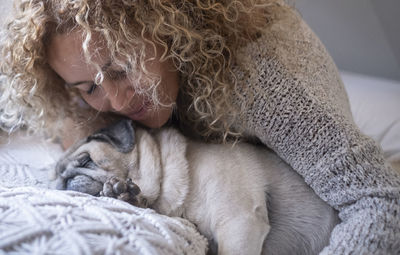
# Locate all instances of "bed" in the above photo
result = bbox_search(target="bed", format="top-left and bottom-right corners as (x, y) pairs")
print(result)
(0, 71), (399, 254)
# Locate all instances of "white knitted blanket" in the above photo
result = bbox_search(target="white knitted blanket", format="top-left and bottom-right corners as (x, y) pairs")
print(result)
(0, 134), (208, 255)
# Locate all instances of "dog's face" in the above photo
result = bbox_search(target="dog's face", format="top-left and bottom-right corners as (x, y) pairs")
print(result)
(55, 119), (186, 213)
(55, 119), (139, 196)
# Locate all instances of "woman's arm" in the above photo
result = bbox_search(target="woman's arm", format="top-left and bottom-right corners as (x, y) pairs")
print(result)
(234, 7), (400, 254)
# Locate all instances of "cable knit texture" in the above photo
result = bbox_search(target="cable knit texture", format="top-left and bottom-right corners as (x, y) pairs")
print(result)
(231, 6), (400, 255)
(0, 186), (208, 254)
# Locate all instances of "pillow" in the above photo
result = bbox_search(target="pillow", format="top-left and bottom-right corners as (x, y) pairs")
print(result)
(0, 186), (208, 254)
(0, 132), (63, 188)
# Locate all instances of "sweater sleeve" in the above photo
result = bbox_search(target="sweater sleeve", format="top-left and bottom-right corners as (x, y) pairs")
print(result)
(234, 8), (400, 254)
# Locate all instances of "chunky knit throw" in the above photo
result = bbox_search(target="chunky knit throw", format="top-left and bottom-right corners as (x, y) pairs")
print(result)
(0, 186), (208, 255)
(231, 5), (400, 254)
(0, 135), (208, 254)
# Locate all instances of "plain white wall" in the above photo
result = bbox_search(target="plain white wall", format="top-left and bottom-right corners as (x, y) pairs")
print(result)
(0, 0), (12, 26)
(296, 0), (400, 82)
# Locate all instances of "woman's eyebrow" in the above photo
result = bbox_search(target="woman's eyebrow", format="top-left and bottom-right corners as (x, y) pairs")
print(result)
(65, 80), (93, 87)
(65, 61), (112, 87)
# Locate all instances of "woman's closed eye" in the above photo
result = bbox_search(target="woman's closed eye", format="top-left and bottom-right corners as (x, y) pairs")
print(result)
(86, 83), (98, 95)
(74, 82), (98, 95)
(66, 68), (127, 96)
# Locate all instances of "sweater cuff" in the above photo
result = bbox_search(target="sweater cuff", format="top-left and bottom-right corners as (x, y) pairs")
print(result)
(320, 197), (400, 255)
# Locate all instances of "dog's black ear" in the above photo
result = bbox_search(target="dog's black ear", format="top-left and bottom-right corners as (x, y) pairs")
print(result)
(87, 119), (135, 153)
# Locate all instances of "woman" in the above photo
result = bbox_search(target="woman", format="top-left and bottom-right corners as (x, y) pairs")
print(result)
(1, 0), (399, 254)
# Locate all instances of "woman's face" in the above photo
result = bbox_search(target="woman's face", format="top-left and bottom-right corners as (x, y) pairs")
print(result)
(47, 30), (179, 128)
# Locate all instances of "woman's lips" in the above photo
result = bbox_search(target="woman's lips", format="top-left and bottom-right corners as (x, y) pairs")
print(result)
(126, 102), (150, 120)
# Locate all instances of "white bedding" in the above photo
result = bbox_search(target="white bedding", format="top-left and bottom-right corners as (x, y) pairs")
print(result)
(0, 71), (399, 254)
(0, 186), (207, 255)
(0, 133), (62, 189)
(0, 134), (208, 254)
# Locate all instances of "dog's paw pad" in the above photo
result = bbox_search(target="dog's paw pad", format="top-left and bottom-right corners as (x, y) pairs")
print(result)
(117, 192), (131, 201)
(100, 177), (141, 206)
(100, 182), (115, 197)
(126, 178), (141, 196)
(113, 181), (127, 194)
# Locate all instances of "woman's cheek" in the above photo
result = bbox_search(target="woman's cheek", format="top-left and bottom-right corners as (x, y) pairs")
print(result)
(80, 92), (109, 112)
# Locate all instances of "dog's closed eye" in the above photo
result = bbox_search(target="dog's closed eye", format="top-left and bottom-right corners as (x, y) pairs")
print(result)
(76, 153), (97, 169)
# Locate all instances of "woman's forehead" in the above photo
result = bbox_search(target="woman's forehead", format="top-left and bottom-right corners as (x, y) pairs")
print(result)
(47, 31), (111, 83)
(47, 31), (109, 65)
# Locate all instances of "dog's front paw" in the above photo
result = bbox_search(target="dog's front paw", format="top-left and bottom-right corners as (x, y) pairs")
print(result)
(100, 177), (142, 206)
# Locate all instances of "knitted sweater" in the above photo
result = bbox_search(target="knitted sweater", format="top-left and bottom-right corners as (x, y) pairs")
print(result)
(231, 7), (400, 255)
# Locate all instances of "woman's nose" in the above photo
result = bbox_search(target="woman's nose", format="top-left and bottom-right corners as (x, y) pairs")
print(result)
(108, 92), (125, 112)
(102, 81), (132, 112)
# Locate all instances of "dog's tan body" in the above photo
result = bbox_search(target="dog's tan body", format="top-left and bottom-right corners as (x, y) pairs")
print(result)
(55, 120), (338, 255)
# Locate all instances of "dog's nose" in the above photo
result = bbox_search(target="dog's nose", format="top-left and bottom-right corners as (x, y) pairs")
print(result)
(65, 175), (103, 196)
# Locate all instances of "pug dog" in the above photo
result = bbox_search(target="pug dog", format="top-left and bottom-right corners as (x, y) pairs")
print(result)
(55, 119), (339, 255)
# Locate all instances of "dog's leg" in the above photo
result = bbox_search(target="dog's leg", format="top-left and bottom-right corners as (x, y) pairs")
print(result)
(100, 177), (143, 206)
(214, 213), (270, 255)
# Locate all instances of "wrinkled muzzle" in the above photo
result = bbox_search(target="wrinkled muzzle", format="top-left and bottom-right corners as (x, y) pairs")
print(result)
(62, 174), (103, 196)
(55, 165), (109, 196)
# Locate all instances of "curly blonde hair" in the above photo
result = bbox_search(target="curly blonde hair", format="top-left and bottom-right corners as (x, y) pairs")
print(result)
(0, 0), (289, 141)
